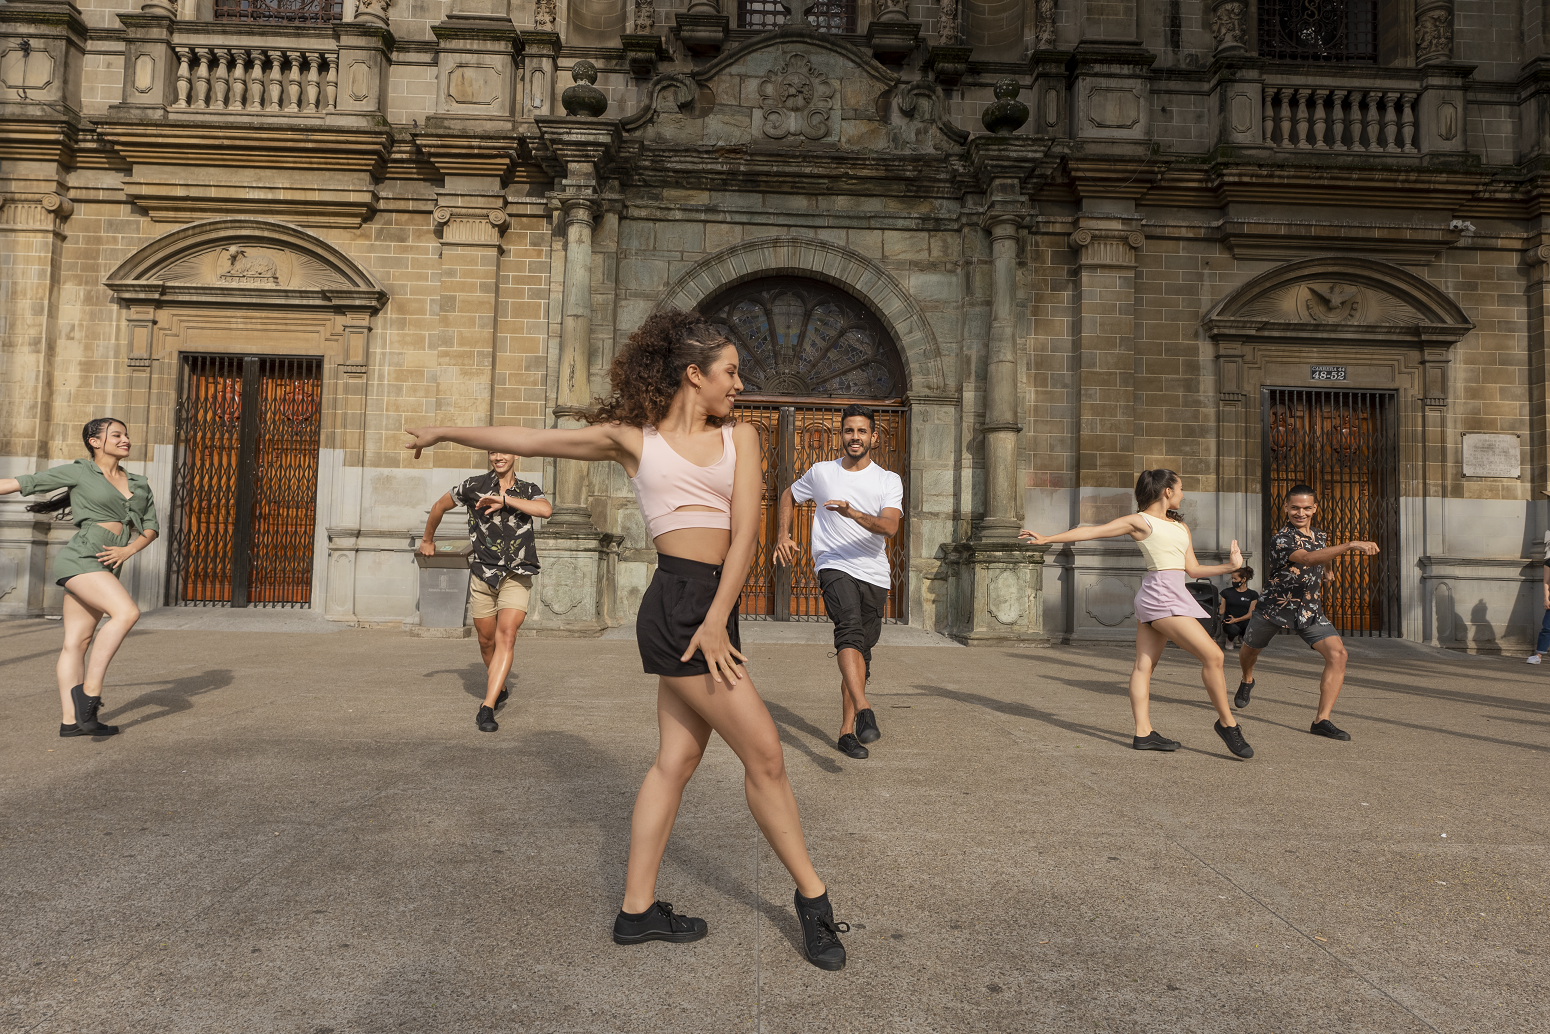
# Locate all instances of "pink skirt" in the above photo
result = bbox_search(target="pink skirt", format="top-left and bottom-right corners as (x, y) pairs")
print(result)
(1134, 570), (1209, 623)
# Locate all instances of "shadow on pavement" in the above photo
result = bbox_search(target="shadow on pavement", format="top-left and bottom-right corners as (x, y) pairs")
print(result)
(101, 668), (234, 727)
(763, 700), (844, 775)
(421, 664), (496, 702)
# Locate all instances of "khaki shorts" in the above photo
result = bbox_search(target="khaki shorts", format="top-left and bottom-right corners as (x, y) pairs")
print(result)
(469, 573), (533, 620)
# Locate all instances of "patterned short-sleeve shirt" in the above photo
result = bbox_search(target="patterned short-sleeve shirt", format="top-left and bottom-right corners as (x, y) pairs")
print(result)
(1258, 525), (1329, 628)
(451, 471), (544, 588)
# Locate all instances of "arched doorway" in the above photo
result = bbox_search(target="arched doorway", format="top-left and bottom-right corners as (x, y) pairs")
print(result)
(701, 276), (909, 622)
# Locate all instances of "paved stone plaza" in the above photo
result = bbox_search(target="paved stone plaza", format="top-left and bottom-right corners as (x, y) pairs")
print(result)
(2, 618), (1545, 1034)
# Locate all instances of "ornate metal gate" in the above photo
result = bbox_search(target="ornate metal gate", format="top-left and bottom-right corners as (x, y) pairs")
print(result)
(1261, 387), (1400, 636)
(166, 354), (323, 608)
(705, 275), (909, 621)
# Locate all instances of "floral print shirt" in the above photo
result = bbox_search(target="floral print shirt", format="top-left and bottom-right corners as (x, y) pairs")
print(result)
(1258, 525), (1329, 628)
(451, 471), (544, 588)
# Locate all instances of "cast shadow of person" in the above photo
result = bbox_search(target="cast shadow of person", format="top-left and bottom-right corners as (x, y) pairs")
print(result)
(99, 668), (234, 728)
(761, 699), (845, 775)
(421, 664), (503, 702)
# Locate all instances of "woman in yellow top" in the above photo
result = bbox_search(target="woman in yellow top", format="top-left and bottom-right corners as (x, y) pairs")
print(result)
(0, 418), (160, 737)
(1020, 469), (1254, 759)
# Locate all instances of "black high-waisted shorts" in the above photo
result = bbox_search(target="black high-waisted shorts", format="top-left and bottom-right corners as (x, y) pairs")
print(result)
(637, 554), (742, 678)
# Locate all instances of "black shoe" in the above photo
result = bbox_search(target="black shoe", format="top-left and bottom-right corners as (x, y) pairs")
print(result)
(59, 723), (90, 738)
(836, 733), (869, 759)
(1234, 680), (1254, 709)
(1214, 720), (1254, 759)
(476, 705), (499, 732)
(794, 890), (849, 971)
(71, 685), (119, 736)
(494, 686), (509, 710)
(1132, 731), (1180, 751)
(854, 708), (880, 744)
(1310, 719), (1351, 741)
(612, 901), (708, 945)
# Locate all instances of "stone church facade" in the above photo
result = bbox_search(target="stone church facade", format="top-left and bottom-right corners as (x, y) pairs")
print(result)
(1, 0), (1546, 650)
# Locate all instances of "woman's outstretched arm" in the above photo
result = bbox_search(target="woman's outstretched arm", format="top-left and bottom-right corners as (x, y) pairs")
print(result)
(1183, 534), (1244, 579)
(1019, 513), (1148, 546)
(405, 423), (637, 470)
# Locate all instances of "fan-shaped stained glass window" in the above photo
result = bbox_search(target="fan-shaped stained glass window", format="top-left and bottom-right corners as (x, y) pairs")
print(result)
(702, 277), (905, 399)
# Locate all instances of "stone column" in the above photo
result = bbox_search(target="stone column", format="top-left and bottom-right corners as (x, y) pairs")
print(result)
(979, 212), (1023, 543)
(1527, 244), (1550, 559)
(529, 114), (623, 635)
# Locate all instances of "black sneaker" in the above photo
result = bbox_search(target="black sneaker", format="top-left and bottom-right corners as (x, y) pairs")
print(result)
(1310, 719), (1351, 741)
(59, 723), (90, 738)
(854, 708), (880, 744)
(71, 685), (119, 736)
(836, 733), (869, 759)
(794, 890), (849, 970)
(1214, 720), (1254, 759)
(1132, 731), (1180, 751)
(612, 901), (707, 945)
(494, 686), (509, 710)
(476, 705), (499, 732)
(1233, 680), (1254, 709)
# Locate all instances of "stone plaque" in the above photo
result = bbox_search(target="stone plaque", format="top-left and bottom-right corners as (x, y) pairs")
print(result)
(1461, 434), (1519, 478)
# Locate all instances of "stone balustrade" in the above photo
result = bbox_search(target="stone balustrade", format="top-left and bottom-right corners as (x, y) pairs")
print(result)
(172, 43), (339, 114)
(1262, 81), (1421, 155)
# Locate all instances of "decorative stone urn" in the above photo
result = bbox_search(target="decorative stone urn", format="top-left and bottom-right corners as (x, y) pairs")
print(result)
(562, 60), (608, 117)
(981, 79), (1030, 135)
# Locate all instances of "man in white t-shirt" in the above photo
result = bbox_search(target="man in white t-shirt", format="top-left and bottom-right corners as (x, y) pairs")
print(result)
(775, 404), (904, 761)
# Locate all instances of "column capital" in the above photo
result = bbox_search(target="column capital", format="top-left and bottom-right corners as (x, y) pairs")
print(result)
(432, 201), (508, 245)
(1068, 227), (1145, 269)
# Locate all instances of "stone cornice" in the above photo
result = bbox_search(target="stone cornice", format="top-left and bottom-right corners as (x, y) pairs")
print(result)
(95, 121), (393, 173)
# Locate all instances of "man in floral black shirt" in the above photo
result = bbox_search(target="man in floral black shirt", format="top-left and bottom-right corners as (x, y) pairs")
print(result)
(1235, 484), (1379, 741)
(419, 451), (552, 733)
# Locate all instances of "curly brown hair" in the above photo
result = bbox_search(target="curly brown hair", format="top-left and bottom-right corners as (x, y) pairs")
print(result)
(587, 308), (734, 427)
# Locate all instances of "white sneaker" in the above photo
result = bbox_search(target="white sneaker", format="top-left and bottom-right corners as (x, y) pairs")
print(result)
(1528, 654), (1542, 665)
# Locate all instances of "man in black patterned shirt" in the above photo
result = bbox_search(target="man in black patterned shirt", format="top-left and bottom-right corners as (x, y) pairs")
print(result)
(1235, 484), (1379, 741)
(419, 451), (552, 733)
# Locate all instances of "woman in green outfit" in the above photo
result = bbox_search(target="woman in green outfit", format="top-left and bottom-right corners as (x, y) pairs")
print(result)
(0, 417), (160, 737)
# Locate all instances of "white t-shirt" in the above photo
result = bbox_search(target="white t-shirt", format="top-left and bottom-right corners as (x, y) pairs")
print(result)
(790, 458), (903, 589)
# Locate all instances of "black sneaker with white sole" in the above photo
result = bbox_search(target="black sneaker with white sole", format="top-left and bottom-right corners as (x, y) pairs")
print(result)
(612, 901), (707, 945)
(1214, 720), (1254, 759)
(1233, 680), (1254, 709)
(476, 705), (499, 732)
(794, 890), (849, 970)
(1310, 719), (1351, 741)
(1132, 731), (1180, 751)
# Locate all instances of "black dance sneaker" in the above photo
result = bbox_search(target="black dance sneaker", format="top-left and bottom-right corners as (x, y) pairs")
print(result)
(475, 705), (499, 732)
(1233, 680), (1254, 709)
(612, 901), (708, 945)
(1310, 719), (1351, 741)
(71, 685), (119, 736)
(59, 723), (90, 738)
(836, 733), (869, 759)
(494, 686), (509, 710)
(1132, 731), (1180, 751)
(1214, 720), (1254, 759)
(794, 889), (849, 971)
(854, 708), (880, 744)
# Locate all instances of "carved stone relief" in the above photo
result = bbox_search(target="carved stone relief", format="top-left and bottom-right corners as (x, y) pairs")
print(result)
(937, 0), (961, 45)
(632, 0), (656, 33)
(1234, 282), (1428, 326)
(758, 54), (836, 142)
(1209, 0), (1248, 53)
(534, 0), (557, 31)
(1414, 4), (1452, 64)
(1085, 577), (1136, 627)
(1033, 0), (1056, 50)
(154, 245), (352, 290)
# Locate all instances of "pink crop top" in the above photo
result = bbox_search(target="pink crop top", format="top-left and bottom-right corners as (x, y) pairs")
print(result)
(630, 424), (736, 539)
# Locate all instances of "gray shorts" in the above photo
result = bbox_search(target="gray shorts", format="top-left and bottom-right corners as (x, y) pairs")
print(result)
(1244, 611), (1341, 650)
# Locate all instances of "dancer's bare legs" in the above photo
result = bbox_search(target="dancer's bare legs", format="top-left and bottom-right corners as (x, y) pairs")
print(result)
(836, 648), (870, 735)
(472, 607), (525, 708)
(622, 671), (824, 913)
(1128, 615), (1237, 737)
(56, 572), (140, 721)
(1311, 636), (1348, 722)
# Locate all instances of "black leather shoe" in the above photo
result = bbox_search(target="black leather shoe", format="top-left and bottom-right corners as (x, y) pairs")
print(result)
(794, 890), (849, 970)
(71, 685), (119, 736)
(59, 723), (90, 737)
(836, 733), (869, 759)
(854, 707), (880, 744)
(1234, 680), (1254, 709)
(494, 686), (509, 710)
(1310, 719), (1351, 741)
(1214, 720), (1254, 759)
(1132, 731), (1180, 751)
(476, 705), (499, 732)
(612, 901), (707, 945)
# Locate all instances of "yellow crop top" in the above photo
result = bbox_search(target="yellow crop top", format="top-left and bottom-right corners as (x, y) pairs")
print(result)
(1135, 514), (1190, 572)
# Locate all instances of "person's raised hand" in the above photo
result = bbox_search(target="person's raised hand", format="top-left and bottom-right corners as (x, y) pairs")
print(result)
(681, 621), (747, 686)
(1229, 539), (1243, 570)
(404, 427), (441, 459)
(476, 493), (507, 517)
(1348, 541), (1380, 555)
(1018, 529), (1050, 545)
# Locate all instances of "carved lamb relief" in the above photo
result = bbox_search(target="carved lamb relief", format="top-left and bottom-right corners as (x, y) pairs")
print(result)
(153, 245), (352, 290)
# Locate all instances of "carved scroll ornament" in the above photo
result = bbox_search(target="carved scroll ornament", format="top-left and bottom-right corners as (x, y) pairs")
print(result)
(758, 54), (836, 142)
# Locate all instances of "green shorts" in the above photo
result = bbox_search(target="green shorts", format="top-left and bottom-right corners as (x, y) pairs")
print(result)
(54, 522), (133, 586)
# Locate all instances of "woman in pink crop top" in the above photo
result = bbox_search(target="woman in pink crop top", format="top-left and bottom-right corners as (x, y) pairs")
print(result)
(405, 309), (849, 970)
